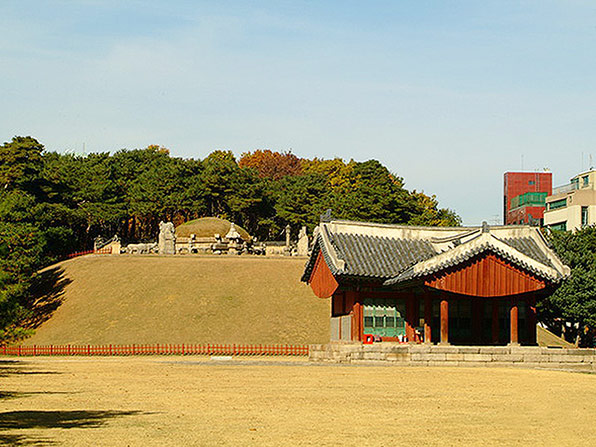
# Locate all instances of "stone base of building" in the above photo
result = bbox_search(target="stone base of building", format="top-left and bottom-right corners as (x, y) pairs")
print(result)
(309, 343), (596, 372)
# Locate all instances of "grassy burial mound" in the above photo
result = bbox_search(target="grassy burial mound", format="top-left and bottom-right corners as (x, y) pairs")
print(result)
(24, 255), (329, 345)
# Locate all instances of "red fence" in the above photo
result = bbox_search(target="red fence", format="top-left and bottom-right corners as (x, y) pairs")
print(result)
(66, 247), (112, 259)
(1, 343), (309, 357)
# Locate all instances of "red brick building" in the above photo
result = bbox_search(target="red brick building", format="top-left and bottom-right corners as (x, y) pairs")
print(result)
(503, 172), (552, 225)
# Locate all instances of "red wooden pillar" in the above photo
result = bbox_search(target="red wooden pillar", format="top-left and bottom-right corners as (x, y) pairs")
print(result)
(440, 297), (449, 345)
(509, 298), (519, 345)
(527, 296), (537, 345)
(424, 296), (432, 344)
(406, 295), (415, 342)
(346, 291), (361, 342)
(491, 299), (500, 345)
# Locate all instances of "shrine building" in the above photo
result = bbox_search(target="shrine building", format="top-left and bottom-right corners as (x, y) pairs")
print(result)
(302, 220), (570, 346)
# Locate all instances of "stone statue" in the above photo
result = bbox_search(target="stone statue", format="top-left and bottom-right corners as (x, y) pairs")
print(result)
(126, 242), (157, 254)
(297, 226), (309, 256)
(158, 221), (176, 255)
(285, 224), (291, 248)
(225, 223), (242, 242)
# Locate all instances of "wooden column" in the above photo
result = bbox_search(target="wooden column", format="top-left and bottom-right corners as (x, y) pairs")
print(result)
(346, 291), (361, 342)
(406, 295), (415, 342)
(424, 296), (432, 344)
(491, 299), (500, 345)
(440, 297), (449, 345)
(527, 296), (537, 346)
(509, 298), (519, 346)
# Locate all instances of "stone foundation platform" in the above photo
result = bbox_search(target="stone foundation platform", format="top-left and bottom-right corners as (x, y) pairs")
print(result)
(309, 343), (596, 372)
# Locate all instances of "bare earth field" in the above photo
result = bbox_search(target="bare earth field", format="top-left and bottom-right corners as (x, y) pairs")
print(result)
(2, 357), (596, 446)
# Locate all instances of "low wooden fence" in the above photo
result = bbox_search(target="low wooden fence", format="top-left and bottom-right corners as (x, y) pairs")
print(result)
(1, 343), (309, 357)
(67, 247), (112, 259)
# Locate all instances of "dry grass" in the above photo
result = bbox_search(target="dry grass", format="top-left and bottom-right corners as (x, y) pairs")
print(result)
(25, 255), (329, 345)
(537, 326), (574, 348)
(1, 356), (596, 446)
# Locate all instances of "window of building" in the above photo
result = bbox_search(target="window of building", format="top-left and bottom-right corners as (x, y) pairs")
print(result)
(548, 198), (567, 210)
(582, 206), (589, 227)
(363, 298), (405, 338)
(550, 222), (567, 231)
(528, 180), (535, 185)
(583, 176), (590, 187)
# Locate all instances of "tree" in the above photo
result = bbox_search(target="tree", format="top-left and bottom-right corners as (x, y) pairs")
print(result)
(408, 192), (462, 227)
(0, 136), (44, 193)
(0, 191), (46, 343)
(239, 150), (302, 180)
(274, 173), (329, 232)
(540, 226), (596, 347)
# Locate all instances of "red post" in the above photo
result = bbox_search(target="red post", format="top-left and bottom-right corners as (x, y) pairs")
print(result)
(405, 295), (415, 342)
(424, 296), (432, 344)
(509, 298), (519, 345)
(440, 298), (449, 345)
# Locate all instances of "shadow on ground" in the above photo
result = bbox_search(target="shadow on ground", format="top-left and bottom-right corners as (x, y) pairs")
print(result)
(0, 391), (72, 401)
(0, 360), (63, 378)
(0, 410), (144, 445)
(0, 433), (55, 446)
(0, 410), (142, 430)
(24, 267), (72, 329)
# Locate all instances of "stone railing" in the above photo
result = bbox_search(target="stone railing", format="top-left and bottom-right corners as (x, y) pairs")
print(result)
(309, 343), (596, 373)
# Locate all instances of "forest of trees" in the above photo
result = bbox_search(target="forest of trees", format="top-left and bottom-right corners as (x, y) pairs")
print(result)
(0, 136), (460, 342)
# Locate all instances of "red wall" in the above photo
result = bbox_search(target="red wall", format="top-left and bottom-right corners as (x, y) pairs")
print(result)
(425, 253), (546, 297)
(503, 172), (552, 225)
(309, 251), (339, 298)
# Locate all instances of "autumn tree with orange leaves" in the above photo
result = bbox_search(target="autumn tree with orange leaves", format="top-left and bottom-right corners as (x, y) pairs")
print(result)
(239, 150), (303, 180)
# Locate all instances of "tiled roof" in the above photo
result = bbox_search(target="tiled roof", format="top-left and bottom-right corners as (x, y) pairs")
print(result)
(301, 220), (570, 285)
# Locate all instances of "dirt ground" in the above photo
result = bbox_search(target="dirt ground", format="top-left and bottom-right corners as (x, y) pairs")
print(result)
(1, 357), (596, 446)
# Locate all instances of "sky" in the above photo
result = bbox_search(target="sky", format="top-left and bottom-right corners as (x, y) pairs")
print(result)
(1, 1), (595, 225)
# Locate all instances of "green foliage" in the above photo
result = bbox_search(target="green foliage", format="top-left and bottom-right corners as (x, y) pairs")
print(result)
(0, 136), (44, 192)
(0, 192), (45, 344)
(541, 227), (596, 346)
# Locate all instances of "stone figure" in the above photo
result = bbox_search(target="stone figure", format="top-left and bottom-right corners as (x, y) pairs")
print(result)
(285, 224), (291, 248)
(158, 221), (176, 255)
(126, 242), (157, 254)
(297, 226), (309, 256)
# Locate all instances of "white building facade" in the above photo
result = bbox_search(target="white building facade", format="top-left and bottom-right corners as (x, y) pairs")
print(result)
(544, 170), (596, 231)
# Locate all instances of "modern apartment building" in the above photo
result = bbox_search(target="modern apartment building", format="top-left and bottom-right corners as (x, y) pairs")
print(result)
(544, 170), (596, 231)
(503, 172), (552, 225)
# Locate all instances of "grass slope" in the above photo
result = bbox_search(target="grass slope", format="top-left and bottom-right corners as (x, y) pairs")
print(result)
(24, 255), (329, 345)
(537, 325), (575, 348)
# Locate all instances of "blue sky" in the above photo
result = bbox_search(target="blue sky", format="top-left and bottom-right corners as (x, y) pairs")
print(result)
(2, 1), (595, 224)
